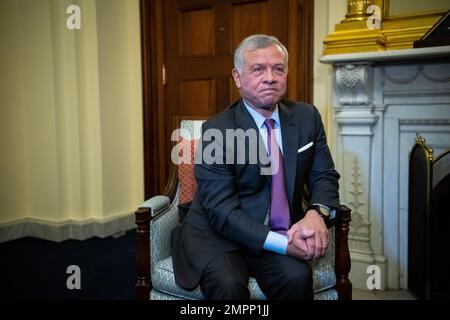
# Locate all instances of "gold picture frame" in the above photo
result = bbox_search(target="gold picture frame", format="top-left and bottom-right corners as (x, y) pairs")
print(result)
(383, 0), (449, 19)
(413, 9), (450, 48)
(323, 0), (449, 54)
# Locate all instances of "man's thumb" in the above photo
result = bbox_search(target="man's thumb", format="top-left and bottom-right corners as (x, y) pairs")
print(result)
(287, 230), (296, 243)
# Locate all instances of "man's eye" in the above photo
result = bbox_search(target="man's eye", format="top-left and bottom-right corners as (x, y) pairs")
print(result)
(252, 67), (263, 73)
(274, 67), (286, 74)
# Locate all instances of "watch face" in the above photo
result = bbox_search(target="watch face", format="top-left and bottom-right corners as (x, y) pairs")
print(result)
(318, 206), (330, 217)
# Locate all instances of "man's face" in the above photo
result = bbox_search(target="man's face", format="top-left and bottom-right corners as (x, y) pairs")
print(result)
(232, 44), (287, 112)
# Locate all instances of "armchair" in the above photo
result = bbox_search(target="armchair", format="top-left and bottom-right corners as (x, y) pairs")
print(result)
(135, 119), (352, 300)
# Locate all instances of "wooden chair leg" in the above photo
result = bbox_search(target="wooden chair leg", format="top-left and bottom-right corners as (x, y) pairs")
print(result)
(335, 205), (352, 300)
(135, 208), (151, 300)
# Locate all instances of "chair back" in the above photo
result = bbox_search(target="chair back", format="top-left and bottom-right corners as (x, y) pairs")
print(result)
(177, 119), (206, 204)
(180, 119), (205, 140)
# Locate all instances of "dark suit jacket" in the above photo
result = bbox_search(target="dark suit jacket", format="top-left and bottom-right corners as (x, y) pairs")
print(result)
(171, 99), (340, 289)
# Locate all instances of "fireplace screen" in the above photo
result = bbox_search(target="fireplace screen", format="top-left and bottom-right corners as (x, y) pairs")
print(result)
(408, 135), (450, 300)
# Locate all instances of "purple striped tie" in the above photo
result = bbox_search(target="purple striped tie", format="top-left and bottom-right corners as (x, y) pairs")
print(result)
(265, 119), (290, 235)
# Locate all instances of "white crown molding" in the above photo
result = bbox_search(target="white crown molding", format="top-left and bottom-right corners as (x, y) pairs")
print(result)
(320, 45), (450, 64)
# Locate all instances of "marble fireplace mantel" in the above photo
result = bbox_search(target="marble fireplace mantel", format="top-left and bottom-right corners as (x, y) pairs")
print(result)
(320, 46), (450, 290)
(320, 45), (450, 64)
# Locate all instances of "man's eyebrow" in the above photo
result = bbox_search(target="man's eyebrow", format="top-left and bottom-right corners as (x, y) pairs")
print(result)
(250, 63), (285, 67)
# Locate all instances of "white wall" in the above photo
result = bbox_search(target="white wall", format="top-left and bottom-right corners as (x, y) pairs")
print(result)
(0, 0), (28, 223)
(0, 0), (143, 234)
(313, 0), (347, 152)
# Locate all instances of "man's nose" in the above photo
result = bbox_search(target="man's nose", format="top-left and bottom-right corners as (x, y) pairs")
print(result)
(262, 69), (277, 83)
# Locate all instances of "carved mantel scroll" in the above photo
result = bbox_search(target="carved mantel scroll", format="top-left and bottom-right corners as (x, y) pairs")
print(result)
(336, 63), (373, 107)
(335, 63), (379, 136)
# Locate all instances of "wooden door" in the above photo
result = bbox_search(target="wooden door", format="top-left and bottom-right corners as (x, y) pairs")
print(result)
(141, 0), (314, 198)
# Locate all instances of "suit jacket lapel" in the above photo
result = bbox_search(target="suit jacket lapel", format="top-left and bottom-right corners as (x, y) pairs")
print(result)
(234, 99), (259, 133)
(234, 100), (271, 182)
(279, 102), (298, 207)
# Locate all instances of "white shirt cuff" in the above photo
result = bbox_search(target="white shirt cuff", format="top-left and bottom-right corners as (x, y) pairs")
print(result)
(263, 231), (288, 255)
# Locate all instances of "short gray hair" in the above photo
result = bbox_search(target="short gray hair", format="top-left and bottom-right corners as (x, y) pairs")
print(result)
(233, 34), (288, 73)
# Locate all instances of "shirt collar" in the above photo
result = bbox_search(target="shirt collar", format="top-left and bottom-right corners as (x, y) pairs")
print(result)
(242, 99), (281, 130)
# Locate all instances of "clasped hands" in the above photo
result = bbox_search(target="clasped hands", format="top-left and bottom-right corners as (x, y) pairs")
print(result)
(286, 209), (329, 261)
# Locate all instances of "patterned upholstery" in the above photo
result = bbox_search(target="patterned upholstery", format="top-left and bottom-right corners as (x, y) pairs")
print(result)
(149, 119), (338, 300)
(151, 187), (180, 270)
(177, 120), (205, 204)
(140, 196), (170, 217)
(310, 227), (336, 293)
(178, 138), (199, 204)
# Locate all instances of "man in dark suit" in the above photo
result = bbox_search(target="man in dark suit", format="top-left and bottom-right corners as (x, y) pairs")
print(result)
(171, 34), (340, 300)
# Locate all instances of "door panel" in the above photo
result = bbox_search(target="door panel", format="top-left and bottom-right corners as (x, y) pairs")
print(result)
(180, 79), (216, 116)
(231, 2), (269, 50)
(180, 8), (215, 57)
(165, 0), (288, 120)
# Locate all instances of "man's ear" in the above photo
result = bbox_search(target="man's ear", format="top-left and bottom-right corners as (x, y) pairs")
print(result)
(231, 69), (241, 89)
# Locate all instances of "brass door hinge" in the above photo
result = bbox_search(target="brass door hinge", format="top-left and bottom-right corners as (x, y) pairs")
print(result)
(162, 65), (167, 86)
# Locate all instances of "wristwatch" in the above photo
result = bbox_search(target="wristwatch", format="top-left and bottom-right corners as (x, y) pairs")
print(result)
(309, 203), (331, 221)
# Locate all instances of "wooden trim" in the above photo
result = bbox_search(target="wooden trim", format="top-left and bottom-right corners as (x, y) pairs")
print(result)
(287, 0), (314, 104)
(335, 205), (352, 300)
(140, 0), (166, 199)
(135, 207), (151, 300)
(289, 0), (314, 104)
(140, 0), (156, 199)
(299, 0), (314, 104)
(287, 0), (298, 102)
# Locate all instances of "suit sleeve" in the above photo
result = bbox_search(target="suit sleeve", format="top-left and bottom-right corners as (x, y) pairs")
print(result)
(194, 123), (270, 254)
(307, 106), (341, 209)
